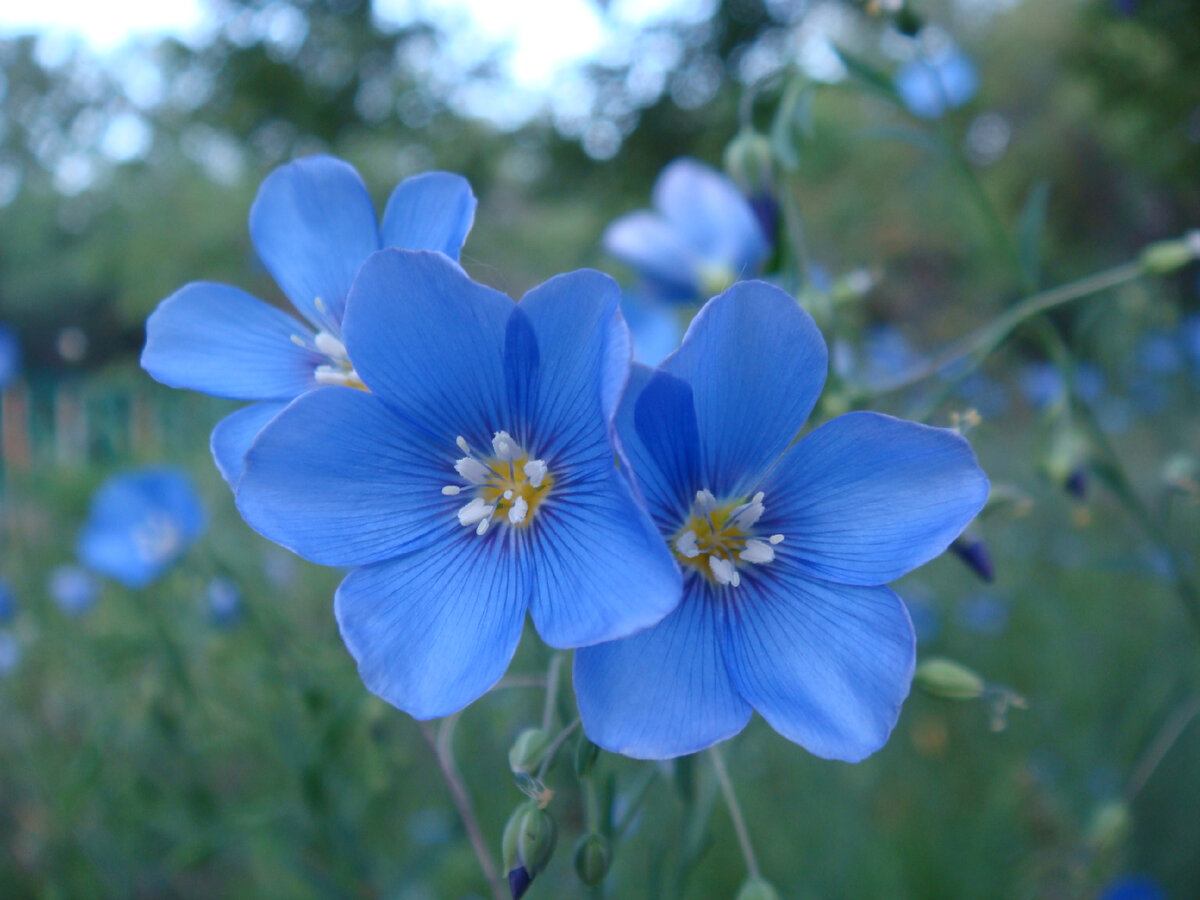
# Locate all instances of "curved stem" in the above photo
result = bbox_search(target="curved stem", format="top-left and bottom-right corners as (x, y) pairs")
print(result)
(541, 652), (564, 732)
(708, 746), (761, 880)
(534, 717), (580, 782)
(1126, 694), (1200, 801)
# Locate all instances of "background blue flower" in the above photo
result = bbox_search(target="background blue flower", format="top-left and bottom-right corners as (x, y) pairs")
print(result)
(235, 249), (681, 720)
(141, 155), (477, 485)
(204, 577), (242, 627)
(0, 323), (21, 389)
(895, 46), (980, 120)
(574, 281), (989, 761)
(48, 565), (100, 616)
(0, 578), (15, 623)
(77, 468), (206, 589)
(0, 631), (20, 677)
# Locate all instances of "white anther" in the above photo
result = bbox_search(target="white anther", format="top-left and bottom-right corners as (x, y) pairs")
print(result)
(314, 296), (327, 314)
(769, 534), (784, 545)
(674, 529), (700, 559)
(709, 556), (740, 587)
(734, 492), (766, 531)
(457, 497), (493, 527)
(523, 459), (548, 488)
(503, 489), (514, 500)
(739, 540), (775, 565)
(695, 489), (718, 513)
(290, 334), (308, 348)
(491, 430), (519, 460)
(314, 330), (348, 360)
(441, 485), (462, 496)
(454, 457), (490, 484)
(314, 366), (358, 387)
(456, 435), (471, 454)
(508, 496), (529, 525)
(476, 518), (491, 536)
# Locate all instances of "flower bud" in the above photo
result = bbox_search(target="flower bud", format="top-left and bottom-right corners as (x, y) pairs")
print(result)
(736, 877), (782, 900)
(502, 803), (557, 899)
(1085, 800), (1131, 853)
(1139, 232), (1200, 275)
(508, 728), (552, 775)
(574, 735), (600, 779)
(723, 129), (775, 199)
(914, 657), (986, 700)
(950, 531), (994, 583)
(573, 833), (610, 886)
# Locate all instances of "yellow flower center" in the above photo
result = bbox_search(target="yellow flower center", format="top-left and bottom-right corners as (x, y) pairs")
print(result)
(671, 489), (783, 587)
(445, 432), (554, 535)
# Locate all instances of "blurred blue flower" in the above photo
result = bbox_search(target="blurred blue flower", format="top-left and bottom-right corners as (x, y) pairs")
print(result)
(0, 631), (21, 676)
(1019, 361), (1104, 410)
(142, 155), (477, 486)
(1098, 875), (1166, 900)
(1182, 313), (1200, 370)
(1135, 329), (1183, 376)
(574, 281), (990, 760)
(48, 565), (100, 616)
(236, 250), (681, 720)
(78, 468), (206, 589)
(205, 577), (241, 627)
(0, 578), (14, 623)
(956, 592), (1009, 637)
(603, 158), (770, 305)
(0, 324), (21, 389)
(620, 292), (682, 366)
(894, 46), (979, 120)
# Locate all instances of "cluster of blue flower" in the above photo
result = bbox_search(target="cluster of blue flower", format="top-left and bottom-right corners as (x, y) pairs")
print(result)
(141, 155), (989, 762)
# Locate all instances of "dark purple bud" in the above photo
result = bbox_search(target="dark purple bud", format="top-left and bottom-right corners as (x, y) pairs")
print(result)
(951, 534), (994, 583)
(1065, 466), (1088, 500)
(509, 866), (533, 899)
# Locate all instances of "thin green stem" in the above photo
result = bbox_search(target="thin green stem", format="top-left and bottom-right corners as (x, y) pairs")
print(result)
(708, 746), (761, 881)
(613, 764), (660, 840)
(1126, 694), (1200, 801)
(541, 652), (564, 732)
(534, 717), (580, 782)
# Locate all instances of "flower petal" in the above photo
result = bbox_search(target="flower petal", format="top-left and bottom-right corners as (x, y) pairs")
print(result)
(341, 249), (512, 446)
(379, 171), (477, 259)
(525, 460), (681, 649)
(662, 280), (827, 496)
(602, 210), (702, 300)
(335, 531), (528, 719)
(209, 400), (289, 487)
(574, 578), (751, 759)
(236, 387), (460, 566)
(249, 155), (380, 330)
(758, 411), (990, 585)
(141, 282), (322, 400)
(652, 158), (769, 278)
(722, 572), (915, 762)
(623, 366), (701, 531)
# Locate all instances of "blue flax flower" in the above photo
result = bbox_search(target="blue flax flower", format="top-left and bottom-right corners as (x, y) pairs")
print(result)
(78, 468), (206, 589)
(0, 323), (21, 389)
(603, 158), (770, 305)
(573, 281), (989, 761)
(0, 630), (20, 677)
(235, 250), (681, 719)
(0, 578), (15, 623)
(895, 46), (979, 120)
(141, 155), (476, 485)
(48, 565), (100, 616)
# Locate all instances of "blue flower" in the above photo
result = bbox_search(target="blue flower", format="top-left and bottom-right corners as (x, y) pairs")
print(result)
(1098, 875), (1166, 900)
(1019, 361), (1104, 411)
(0, 578), (14, 623)
(78, 468), (206, 589)
(0, 323), (21, 389)
(621, 291), (683, 366)
(573, 281), (989, 761)
(48, 565), (100, 616)
(0, 631), (21, 677)
(894, 47), (979, 120)
(603, 158), (770, 305)
(235, 250), (681, 719)
(204, 577), (242, 627)
(141, 155), (477, 485)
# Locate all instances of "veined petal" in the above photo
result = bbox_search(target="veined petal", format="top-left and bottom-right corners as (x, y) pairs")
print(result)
(652, 158), (769, 277)
(210, 400), (289, 487)
(624, 367), (701, 530)
(525, 461), (681, 648)
(249, 155), (380, 330)
(335, 530), (527, 719)
(662, 281), (827, 496)
(341, 249), (512, 446)
(141, 282), (322, 400)
(236, 388), (460, 566)
(722, 571), (915, 762)
(602, 210), (702, 299)
(758, 411), (990, 585)
(380, 171), (477, 259)
(574, 578), (751, 759)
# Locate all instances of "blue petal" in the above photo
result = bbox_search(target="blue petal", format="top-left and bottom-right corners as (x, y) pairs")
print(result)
(210, 400), (289, 487)
(335, 530), (528, 719)
(662, 281), (828, 496)
(758, 411), (990, 585)
(628, 368), (702, 530)
(722, 573), (915, 762)
(341, 249), (512, 446)
(602, 210), (702, 299)
(379, 171), (477, 259)
(653, 158), (769, 279)
(621, 293), (683, 366)
(236, 387), (460, 567)
(249, 155), (380, 331)
(525, 460), (681, 649)
(574, 577), (751, 759)
(141, 282), (322, 400)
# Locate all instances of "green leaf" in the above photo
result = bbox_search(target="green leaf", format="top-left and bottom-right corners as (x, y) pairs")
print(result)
(1018, 179), (1052, 289)
(833, 45), (900, 102)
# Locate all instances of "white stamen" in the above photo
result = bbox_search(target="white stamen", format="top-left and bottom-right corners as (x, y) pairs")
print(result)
(441, 485), (462, 496)
(739, 540), (775, 564)
(314, 296), (328, 315)
(457, 497), (492, 527)
(674, 530), (701, 559)
(314, 330), (348, 360)
(709, 556), (740, 587)
(508, 496), (529, 525)
(456, 435), (471, 454)
(492, 430), (519, 460)
(734, 492), (766, 531)
(769, 533), (785, 545)
(476, 518), (491, 536)
(314, 366), (360, 387)
(290, 334), (308, 348)
(455, 457), (490, 484)
(695, 489), (718, 513)
(503, 489), (514, 500)
(523, 459), (548, 488)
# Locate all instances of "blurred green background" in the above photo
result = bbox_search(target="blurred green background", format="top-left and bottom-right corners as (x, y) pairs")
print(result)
(2, 0), (1199, 897)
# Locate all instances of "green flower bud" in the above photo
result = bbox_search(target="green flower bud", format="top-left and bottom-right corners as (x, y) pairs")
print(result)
(508, 728), (552, 775)
(573, 833), (611, 886)
(1085, 800), (1131, 853)
(1139, 231), (1200, 275)
(574, 735), (600, 779)
(501, 802), (534, 874)
(723, 129), (775, 198)
(736, 876), (782, 900)
(516, 806), (557, 879)
(914, 658), (986, 700)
